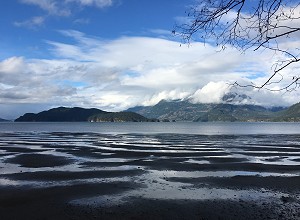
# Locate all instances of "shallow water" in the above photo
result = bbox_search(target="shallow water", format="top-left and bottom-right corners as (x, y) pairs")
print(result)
(0, 123), (300, 216)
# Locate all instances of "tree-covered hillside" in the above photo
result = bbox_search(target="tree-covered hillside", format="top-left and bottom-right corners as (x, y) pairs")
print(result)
(88, 112), (151, 122)
(126, 100), (297, 122)
(15, 107), (107, 122)
(272, 103), (300, 122)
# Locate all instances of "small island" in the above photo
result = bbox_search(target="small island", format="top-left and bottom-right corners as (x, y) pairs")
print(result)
(14, 107), (157, 122)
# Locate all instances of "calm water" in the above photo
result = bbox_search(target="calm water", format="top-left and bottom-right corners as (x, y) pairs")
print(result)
(0, 122), (300, 134)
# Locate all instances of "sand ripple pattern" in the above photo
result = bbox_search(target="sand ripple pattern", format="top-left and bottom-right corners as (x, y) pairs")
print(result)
(0, 132), (300, 219)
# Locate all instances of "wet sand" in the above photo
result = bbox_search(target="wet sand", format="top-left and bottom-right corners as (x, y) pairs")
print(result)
(0, 132), (300, 219)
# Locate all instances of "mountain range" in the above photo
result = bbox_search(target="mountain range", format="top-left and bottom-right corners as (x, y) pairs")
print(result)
(12, 92), (300, 122)
(126, 98), (300, 122)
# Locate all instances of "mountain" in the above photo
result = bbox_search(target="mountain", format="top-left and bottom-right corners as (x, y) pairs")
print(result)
(222, 92), (253, 104)
(0, 118), (9, 122)
(15, 107), (106, 122)
(194, 104), (274, 122)
(15, 107), (150, 122)
(126, 99), (216, 121)
(272, 102), (300, 122)
(126, 99), (294, 122)
(14, 102), (300, 123)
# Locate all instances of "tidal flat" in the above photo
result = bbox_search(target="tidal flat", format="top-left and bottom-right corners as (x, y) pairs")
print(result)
(0, 132), (300, 219)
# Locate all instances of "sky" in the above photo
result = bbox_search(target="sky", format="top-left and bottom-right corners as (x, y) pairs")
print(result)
(0, 0), (300, 119)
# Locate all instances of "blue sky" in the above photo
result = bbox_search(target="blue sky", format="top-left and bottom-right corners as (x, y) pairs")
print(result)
(0, 0), (299, 119)
(0, 0), (190, 59)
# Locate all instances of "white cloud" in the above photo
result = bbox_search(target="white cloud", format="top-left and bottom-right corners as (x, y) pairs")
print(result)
(21, 0), (71, 16)
(14, 16), (45, 28)
(0, 57), (28, 85)
(0, 57), (77, 104)
(190, 82), (231, 103)
(142, 90), (192, 106)
(0, 57), (25, 74)
(73, 18), (90, 24)
(1, 31), (300, 119)
(67, 0), (113, 8)
(19, 0), (114, 25)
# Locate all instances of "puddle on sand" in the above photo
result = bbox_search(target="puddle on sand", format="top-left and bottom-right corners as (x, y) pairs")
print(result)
(184, 159), (210, 164)
(70, 170), (295, 208)
(149, 169), (298, 178)
(0, 178), (20, 186)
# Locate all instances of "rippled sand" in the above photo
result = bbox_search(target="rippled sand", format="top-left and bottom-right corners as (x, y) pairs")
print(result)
(0, 132), (300, 219)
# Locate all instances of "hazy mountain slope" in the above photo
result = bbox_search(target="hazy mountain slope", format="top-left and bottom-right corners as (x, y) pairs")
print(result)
(273, 102), (300, 122)
(126, 100), (287, 122)
(195, 104), (274, 122)
(127, 99), (216, 121)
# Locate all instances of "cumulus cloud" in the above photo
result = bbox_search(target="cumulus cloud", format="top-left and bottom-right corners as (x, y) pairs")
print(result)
(0, 57), (28, 85)
(0, 57), (77, 104)
(142, 90), (192, 106)
(190, 82), (231, 103)
(1, 31), (300, 119)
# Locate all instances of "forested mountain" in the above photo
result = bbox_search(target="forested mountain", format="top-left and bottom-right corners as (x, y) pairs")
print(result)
(272, 103), (300, 122)
(194, 104), (275, 122)
(126, 99), (298, 122)
(89, 112), (152, 122)
(15, 107), (106, 122)
(126, 99), (216, 121)
(15, 107), (150, 122)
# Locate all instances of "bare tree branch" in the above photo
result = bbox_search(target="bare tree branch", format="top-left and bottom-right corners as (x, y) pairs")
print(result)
(174, 0), (300, 91)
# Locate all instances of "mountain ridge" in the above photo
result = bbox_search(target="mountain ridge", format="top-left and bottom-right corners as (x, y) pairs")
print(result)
(126, 100), (299, 122)
(12, 100), (300, 123)
(15, 107), (152, 122)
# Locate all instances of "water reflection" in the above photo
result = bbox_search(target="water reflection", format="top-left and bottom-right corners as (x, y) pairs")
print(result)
(0, 131), (299, 208)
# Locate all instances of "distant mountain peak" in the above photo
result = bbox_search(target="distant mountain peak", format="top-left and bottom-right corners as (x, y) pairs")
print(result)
(222, 92), (252, 104)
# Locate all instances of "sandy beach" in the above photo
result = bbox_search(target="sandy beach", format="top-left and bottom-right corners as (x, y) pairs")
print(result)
(1, 132), (300, 219)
